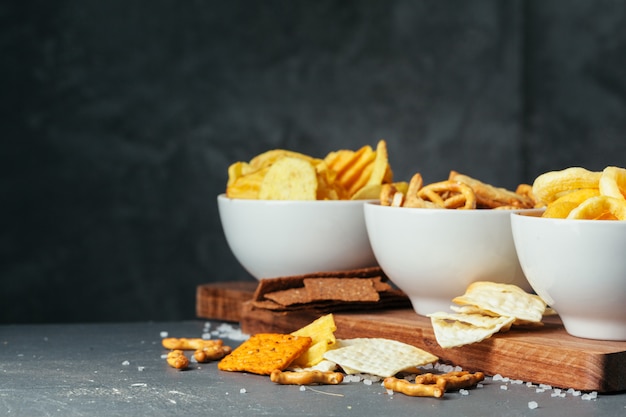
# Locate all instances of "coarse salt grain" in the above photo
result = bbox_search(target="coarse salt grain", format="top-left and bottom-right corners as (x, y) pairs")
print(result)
(299, 386), (306, 392)
(363, 379), (372, 386)
(239, 388), (247, 394)
(459, 389), (469, 396)
(122, 361), (130, 366)
(528, 401), (538, 409)
(500, 385), (508, 390)
(160, 331), (168, 338)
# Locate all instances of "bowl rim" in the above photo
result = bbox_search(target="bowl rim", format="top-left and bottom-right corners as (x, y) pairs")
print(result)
(217, 193), (378, 205)
(364, 200), (546, 214)
(511, 211), (626, 225)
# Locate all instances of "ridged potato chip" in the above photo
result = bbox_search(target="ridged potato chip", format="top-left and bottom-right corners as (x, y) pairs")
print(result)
(542, 188), (600, 219)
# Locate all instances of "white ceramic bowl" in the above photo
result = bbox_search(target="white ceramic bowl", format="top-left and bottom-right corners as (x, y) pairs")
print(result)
(364, 203), (540, 316)
(511, 213), (626, 341)
(218, 194), (378, 280)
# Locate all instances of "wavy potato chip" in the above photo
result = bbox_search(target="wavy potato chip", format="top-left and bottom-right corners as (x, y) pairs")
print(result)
(542, 188), (600, 218)
(599, 166), (626, 201)
(566, 195), (626, 220)
(532, 167), (601, 205)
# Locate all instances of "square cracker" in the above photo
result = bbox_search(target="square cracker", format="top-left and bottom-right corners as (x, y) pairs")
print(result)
(218, 333), (312, 375)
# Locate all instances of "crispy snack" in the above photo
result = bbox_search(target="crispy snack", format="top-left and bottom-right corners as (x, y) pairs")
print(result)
(383, 377), (445, 398)
(322, 338), (438, 378)
(428, 312), (515, 348)
(599, 166), (626, 200)
(217, 333), (312, 375)
(250, 267), (410, 313)
(258, 156), (319, 200)
(417, 180), (476, 209)
(452, 281), (547, 324)
(384, 371), (485, 398)
(566, 195), (626, 220)
(270, 370), (344, 385)
(449, 171), (535, 209)
(290, 314), (337, 368)
(531, 167), (601, 205)
(193, 345), (232, 363)
(542, 188), (600, 218)
(162, 337), (224, 351)
(166, 350), (190, 370)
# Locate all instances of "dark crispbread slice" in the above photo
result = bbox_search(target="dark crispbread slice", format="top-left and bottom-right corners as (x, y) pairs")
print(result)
(217, 333), (312, 375)
(304, 278), (380, 302)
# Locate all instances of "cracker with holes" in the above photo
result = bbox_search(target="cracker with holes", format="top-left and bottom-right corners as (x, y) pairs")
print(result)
(322, 338), (438, 378)
(218, 333), (312, 375)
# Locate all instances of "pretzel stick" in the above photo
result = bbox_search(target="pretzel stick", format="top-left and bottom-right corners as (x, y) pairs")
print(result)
(270, 370), (344, 385)
(194, 345), (232, 363)
(383, 377), (445, 398)
(166, 350), (190, 370)
(162, 337), (223, 350)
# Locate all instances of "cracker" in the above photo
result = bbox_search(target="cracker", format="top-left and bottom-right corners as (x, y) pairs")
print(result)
(452, 281), (547, 324)
(322, 338), (438, 378)
(304, 278), (380, 302)
(217, 333), (312, 375)
(428, 312), (515, 348)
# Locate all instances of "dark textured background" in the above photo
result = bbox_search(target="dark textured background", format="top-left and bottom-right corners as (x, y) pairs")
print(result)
(2, 0), (625, 323)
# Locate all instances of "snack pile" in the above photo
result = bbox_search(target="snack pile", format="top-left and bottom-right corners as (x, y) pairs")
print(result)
(428, 282), (549, 349)
(226, 140), (396, 200)
(162, 314), (485, 398)
(380, 170), (540, 210)
(533, 166), (626, 220)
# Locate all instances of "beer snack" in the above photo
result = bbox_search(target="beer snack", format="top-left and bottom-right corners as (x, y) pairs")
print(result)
(250, 267), (410, 313)
(166, 350), (190, 370)
(290, 314), (338, 368)
(217, 333), (312, 375)
(384, 370), (485, 398)
(322, 338), (438, 378)
(270, 369), (344, 385)
(534, 166), (626, 220)
(381, 171), (537, 210)
(428, 282), (547, 348)
(226, 140), (394, 200)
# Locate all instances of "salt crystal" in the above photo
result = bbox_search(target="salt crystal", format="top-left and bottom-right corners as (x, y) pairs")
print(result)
(137, 366), (145, 372)
(239, 388), (247, 394)
(201, 333), (212, 340)
(160, 331), (168, 338)
(122, 361), (130, 366)
(539, 383), (552, 389)
(536, 388), (545, 393)
(476, 383), (483, 388)
(528, 401), (538, 409)
(492, 374), (504, 381)
(500, 385), (508, 390)
(459, 389), (469, 396)
(386, 389), (394, 396)
(363, 379), (372, 386)
(299, 386), (306, 392)
(512, 379), (524, 385)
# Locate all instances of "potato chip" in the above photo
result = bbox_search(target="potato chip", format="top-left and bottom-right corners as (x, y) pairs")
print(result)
(531, 167), (601, 205)
(249, 149), (320, 171)
(322, 338), (438, 377)
(428, 312), (515, 348)
(258, 157), (318, 200)
(599, 166), (626, 200)
(290, 314), (337, 368)
(452, 282), (546, 324)
(226, 165), (270, 199)
(217, 333), (312, 375)
(566, 195), (626, 220)
(542, 188), (600, 218)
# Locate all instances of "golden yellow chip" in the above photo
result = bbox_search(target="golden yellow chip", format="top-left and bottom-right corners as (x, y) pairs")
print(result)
(542, 188), (600, 218)
(218, 333), (312, 375)
(599, 166), (626, 200)
(367, 139), (392, 186)
(290, 314), (337, 368)
(566, 195), (626, 220)
(532, 167), (601, 205)
(258, 157), (318, 200)
(226, 166), (270, 199)
(249, 149), (320, 170)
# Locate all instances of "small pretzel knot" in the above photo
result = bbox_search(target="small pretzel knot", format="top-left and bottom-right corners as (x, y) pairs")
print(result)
(417, 180), (476, 210)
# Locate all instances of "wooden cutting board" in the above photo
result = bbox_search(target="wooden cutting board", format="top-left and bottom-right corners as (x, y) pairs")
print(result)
(197, 282), (626, 393)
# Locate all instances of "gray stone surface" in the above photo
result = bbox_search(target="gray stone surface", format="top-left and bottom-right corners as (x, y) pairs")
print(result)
(2, 321), (624, 416)
(2, 0), (625, 323)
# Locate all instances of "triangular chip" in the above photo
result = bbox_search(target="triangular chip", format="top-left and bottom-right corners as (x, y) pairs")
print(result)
(452, 282), (546, 324)
(322, 338), (438, 377)
(428, 312), (515, 348)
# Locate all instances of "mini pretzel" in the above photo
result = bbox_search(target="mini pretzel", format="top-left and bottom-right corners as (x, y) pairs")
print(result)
(270, 370), (344, 385)
(383, 377), (445, 398)
(193, 345), (232, 363)
(162, 337), (223, 351)
(166, 350), (190, 370)
(417, 181), (476, 210)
